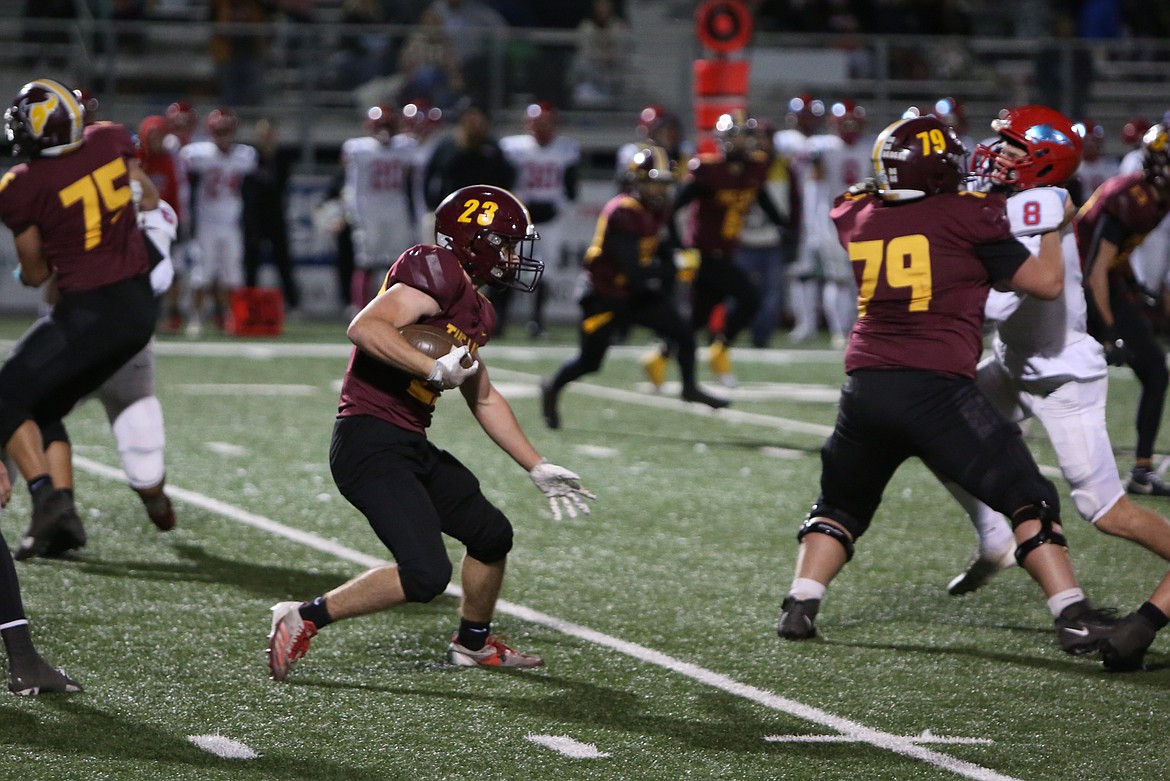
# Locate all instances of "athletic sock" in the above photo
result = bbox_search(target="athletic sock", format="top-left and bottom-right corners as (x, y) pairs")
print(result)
(1137, 601), (1170, 629)
(298, 597), (333, 630)
(457, 619), (490, 651)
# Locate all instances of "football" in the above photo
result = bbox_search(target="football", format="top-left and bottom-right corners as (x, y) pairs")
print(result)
(400, 323), (474, 368)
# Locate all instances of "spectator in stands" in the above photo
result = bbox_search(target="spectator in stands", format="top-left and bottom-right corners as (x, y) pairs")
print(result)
(421, 101), (515, 215)
(424, 0), (507, 106)
(243, 117), (301, 316)
(395, 6), (466, 110)
(209, 0), (272, 107)
(568, 0), (631, 108)
(330, 0), (395, 89)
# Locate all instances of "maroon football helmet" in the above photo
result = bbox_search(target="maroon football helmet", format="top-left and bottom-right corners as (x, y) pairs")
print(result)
(624, 145), (677, 214)
(1141, 123), (1170, 189)
(5, 79), (85, 158)
(434, 185), (543, 292)
(971, 105), (1082, 190)
(713, 109), (757, 160)
(872, 115), (967, 201)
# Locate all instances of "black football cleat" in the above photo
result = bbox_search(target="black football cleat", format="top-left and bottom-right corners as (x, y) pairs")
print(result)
(681, 385), (730, 410)
(15, 488), (79, 561)
(777, 596), (820, 640)
(540, 379), (560, 430)
(1101, 612), (1159, 672)
(8, 656), (82, 696)
(1055, 601), (1119, 655)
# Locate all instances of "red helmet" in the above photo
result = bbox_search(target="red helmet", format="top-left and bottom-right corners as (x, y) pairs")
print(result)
(401, 100), (443, 135)
(931, 96), (968, 135)
(971, 105), (1082, 190)
(786, 93), (825, 134)
(623, 145), (677, 213)
(4, 79), (85, 158)
(364, 104), (396, 140)
(830, 100), (866, 144)
(166, 100), (196, 129)
(1141, 123), (1170, 189)
(137, 114), (168, 153)
(872, 116), (967, 201)
(72, 87), (99, 126)
(206, 107), (238, 135)
(637, 104), (680, 137)
(525, 101), (558, 144)
(1077, 118), (1105, 161)
(1122, 116), (1151, 147)
(434, 185), (543, 292)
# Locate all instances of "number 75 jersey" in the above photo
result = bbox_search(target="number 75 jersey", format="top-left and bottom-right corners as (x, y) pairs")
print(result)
(831, 189), (1024, 378)
(0, 122), (148, 293)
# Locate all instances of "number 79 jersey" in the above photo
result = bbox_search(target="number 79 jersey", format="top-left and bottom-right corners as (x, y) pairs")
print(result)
(0, 122), (148, 293)
(831, 189), (1026, 378)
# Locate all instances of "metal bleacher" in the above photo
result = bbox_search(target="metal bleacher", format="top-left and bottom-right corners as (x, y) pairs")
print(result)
(2, 3), (1169, 175)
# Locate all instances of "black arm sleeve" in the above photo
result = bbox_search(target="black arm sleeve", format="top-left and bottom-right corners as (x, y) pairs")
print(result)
(755, 184), (787, 228)
(564, 163), (579, 202)
(974, 237), (1031, 286)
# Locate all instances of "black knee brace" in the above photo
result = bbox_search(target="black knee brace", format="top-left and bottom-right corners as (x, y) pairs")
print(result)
(1011, 502), (1068, 565)
(796, 517), (856, 561)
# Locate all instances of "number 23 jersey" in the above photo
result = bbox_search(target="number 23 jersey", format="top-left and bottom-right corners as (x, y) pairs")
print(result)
(0, 122), (148, 293)
(831, 190), (1028, 378)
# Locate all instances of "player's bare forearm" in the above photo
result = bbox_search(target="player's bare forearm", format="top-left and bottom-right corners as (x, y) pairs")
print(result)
(465, 380), (541, 471)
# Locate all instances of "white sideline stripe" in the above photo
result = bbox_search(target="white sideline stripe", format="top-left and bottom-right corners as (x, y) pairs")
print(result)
(525, 734), (610, 758)
(72, 456), (1017, 781)
(765, 733), (993, 746)
(488, 367), (836, 438)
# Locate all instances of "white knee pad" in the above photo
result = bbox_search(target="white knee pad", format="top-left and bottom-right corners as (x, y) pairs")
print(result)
(112, 396), (167, 490)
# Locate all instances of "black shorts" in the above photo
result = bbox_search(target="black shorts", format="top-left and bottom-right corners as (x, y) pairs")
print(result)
(818, 369), (1058, 531)
(0, 274), (158, 443)
(328, 415), (513, 599)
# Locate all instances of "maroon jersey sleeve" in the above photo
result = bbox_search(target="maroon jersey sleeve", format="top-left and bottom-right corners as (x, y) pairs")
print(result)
(836, 190), (1009, 378)
(0, 122), (147, 293)
(337, 244), (495, 433)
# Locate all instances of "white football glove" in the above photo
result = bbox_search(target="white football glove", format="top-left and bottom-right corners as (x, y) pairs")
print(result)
(529, 459), (596, 521)
(425, 346), (479, 389)
(1006, 187), (1069, 236)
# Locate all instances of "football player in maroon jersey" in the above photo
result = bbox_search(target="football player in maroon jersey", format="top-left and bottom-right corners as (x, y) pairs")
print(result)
(0, 77), (164, 693)
(540, 147), (728, 429)
(669, 110), (789, 387)
(775, 115), (1123, 663)
(266, 185), (594, 679)
(1078, 122), (1170, 497)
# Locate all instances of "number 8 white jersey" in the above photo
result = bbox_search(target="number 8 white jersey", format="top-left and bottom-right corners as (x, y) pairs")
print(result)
(986, 186), (1106, 382)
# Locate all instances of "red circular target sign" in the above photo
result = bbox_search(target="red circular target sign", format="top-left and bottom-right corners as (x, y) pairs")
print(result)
(695, 0), (753, 54)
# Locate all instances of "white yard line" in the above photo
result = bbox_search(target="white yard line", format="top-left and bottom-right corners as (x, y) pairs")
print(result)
(74, 453), (1017, 781)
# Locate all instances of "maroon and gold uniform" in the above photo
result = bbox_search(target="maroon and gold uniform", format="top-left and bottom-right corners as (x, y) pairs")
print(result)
(833, 189), (1024, 378)
(0, 122), (148, 292)
(813, 187), (1055, 538)
(338, 245), (495, 434)
(682, 150), (771, 256)
(1075, 172), (1170, 277)
(1075, 171), (1170, 469)
(582, 193), (668, 300)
